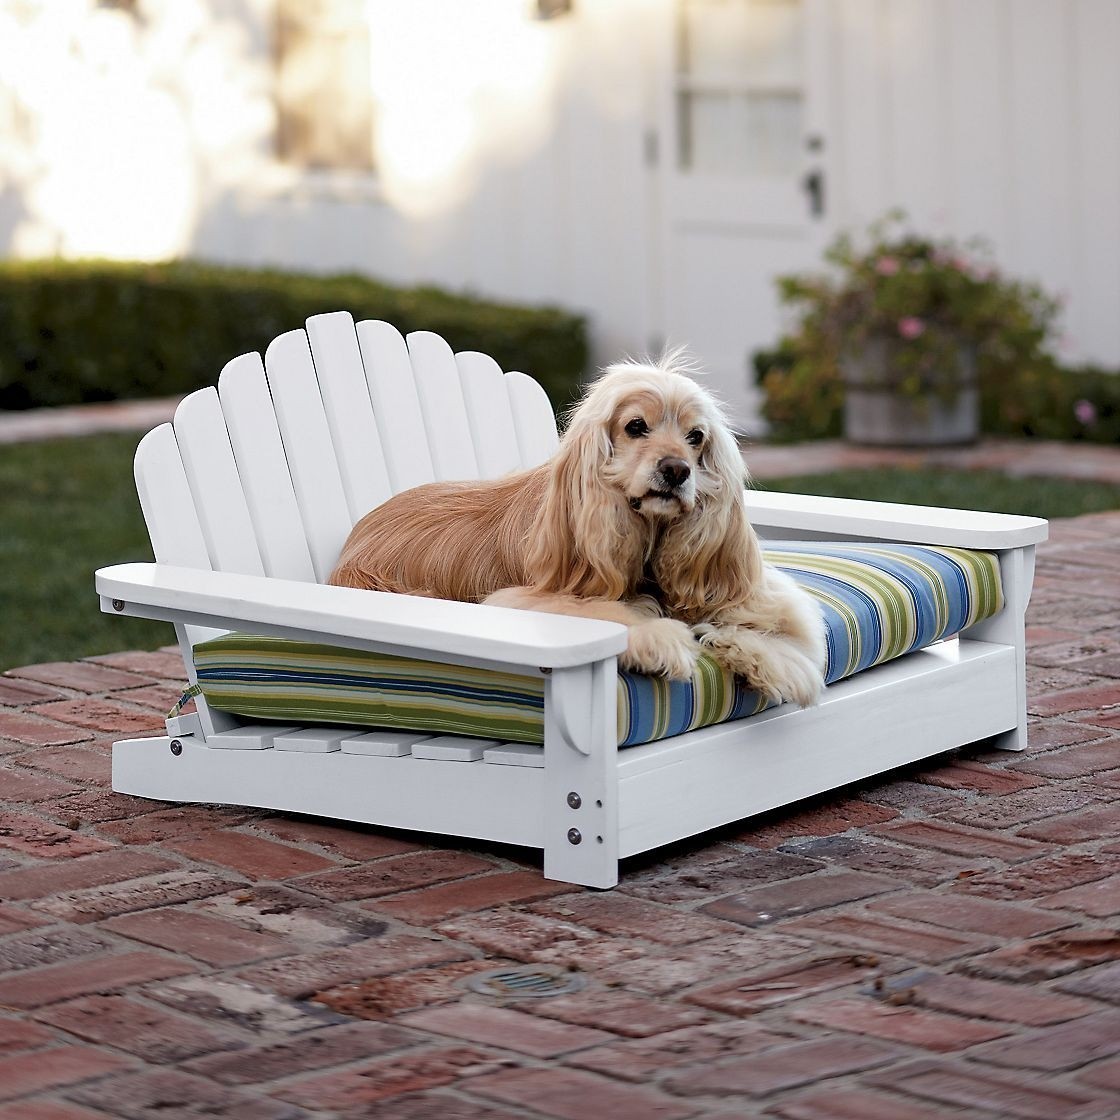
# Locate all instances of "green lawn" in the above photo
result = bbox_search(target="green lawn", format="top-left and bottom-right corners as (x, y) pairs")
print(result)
(3, 434), (1119, 671)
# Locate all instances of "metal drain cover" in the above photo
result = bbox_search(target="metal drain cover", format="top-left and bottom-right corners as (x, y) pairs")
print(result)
(466, 965), (587, 999)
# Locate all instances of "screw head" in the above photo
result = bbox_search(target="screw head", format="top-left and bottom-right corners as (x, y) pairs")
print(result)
(566, 791), (582, 810)
(112, 599), (125, 612)
(170, 739), (183, 756)
(567, 828), (582, 845)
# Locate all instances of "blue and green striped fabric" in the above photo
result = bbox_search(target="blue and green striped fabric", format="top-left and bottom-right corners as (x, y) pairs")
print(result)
(192, 542), (1003, 749)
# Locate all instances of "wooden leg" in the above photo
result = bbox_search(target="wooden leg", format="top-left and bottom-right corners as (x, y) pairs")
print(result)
(542, 660), (619, 888)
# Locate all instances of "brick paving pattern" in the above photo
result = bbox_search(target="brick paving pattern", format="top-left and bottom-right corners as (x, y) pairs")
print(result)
(2, 495), (1120, 1113)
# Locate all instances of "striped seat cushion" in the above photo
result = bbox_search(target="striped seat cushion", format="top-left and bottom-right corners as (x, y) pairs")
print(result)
(192, 542), (1003, 749)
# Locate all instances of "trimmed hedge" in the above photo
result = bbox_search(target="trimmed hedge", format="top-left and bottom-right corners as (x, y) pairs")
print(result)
(0, 260), (588, 413)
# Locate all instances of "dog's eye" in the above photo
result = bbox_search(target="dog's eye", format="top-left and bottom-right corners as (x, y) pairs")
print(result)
(624, 418), (649, 438)
(686, 429), (704, 447)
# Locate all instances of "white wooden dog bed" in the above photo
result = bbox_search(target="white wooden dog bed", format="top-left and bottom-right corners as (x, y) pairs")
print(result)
(95, 312), (1047, 888)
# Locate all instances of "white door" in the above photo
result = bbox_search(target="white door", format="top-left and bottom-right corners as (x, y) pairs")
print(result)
(650, 0), (833, 430)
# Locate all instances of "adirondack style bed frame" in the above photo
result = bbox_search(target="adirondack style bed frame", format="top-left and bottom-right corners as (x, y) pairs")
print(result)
(95, 312), (1048, 888)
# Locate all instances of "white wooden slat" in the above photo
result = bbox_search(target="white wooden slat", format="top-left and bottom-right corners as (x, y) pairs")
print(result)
(206, 724), (303, 750)
(455, 351), (522, 479)
(410, 736), (499, 762)
(264, 330), (354, 583)
(354, 319), (435, 495)
(483, 743), (545, 768)
(306, 311), (393, 518)
(273, 727), (359, 754)
(218, 352), (316, 583)
(173, 388), (264, 578)
(406, 330), (480, 481)
(505, 371), (560, 468)
(134, 424), (211, 571)
(341, 730), (432, 757)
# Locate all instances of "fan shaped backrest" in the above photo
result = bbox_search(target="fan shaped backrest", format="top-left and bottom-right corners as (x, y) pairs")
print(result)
(133, 313), (561, 593)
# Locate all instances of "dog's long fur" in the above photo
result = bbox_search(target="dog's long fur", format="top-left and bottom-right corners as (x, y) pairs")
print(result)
(330, 354), (827, 706)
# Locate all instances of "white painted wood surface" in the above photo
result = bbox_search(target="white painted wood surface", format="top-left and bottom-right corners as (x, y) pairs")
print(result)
(456, 350), (523, 479)
(506, 371), (560, 467)
(407, 330), (480, 482)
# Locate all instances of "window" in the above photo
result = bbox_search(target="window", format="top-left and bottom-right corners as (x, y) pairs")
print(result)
(275, 0), (375, 173)
(676, 0), (804, 177)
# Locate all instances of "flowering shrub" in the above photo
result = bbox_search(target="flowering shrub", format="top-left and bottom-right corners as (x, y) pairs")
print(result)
(771, 213), (1060, 403)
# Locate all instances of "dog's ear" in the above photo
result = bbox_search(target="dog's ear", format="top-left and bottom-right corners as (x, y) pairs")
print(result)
(525, 401), (642, 598)
(654, 408), (764, 615)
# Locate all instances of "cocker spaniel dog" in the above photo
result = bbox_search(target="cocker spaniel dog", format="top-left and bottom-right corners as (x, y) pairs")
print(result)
(330, 353), (826, 708)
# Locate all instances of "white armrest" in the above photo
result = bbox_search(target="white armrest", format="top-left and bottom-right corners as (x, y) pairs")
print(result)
(95, 563), (627, 670)
(745, 489), (1048, 550)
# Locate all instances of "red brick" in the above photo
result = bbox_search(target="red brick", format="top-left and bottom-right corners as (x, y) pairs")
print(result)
(685, 955), (881, 1015)
(68, 1067), (305, 1119)
(0, 1017), (55, 1053)
(965, 930), (1120, 981)
(780, 911), (995, 962)
(0, 927), (109, 973)
(37, 787), (166, 825)
(175, 829), (338, 880)
(867, 892), (1075, 939)
(870, 818), (1048, 862)
(313, 960), (496, 1018)
(972, 1009), (1120, 1071)
(236, 933), (471, 999)
(735, 799), (899, 848)
(372, 871), (573, 924)
(352, 1098), (525, 1120)
(469, 1067), (695, 1120)
(251, 816), (422, 860)
(769, 1085), (990, 1120)
(900, 970), (1097, 1025)
(31, 697), (162, 736)
(101, 908), (290, 965)
(779, 834), (990, 888)
(857, 778), (964, 814)
(95, 804), (259, 845)
(0, 950), (194, 1009)
(0, 849), (173, 901)
(701, 870), (900, 927)
(0, 710), (90, 746)
(1010, 737), (1120, 777)
(8, 661), (149, 693)
(0, 1046), (134, 1102)
(663, 1035), (899, 1097)
(0, 811), (114, 859)
(568, 1020), (791, 1082)
(1030, 681), (1120, 717)
(1041, 874), (1120, 917)
(0, 765), (78, 801)
(526, 987), (712, 1038)
(530, 892), (738, 945)
(864, 1058), (1106, 1119)
(271, 1046), (499, 1109)
(918, 759), (1042, 795)
(298, 850), (495, 901)
(18, 747), (107, 783)
(436, 910), (640, 969)
(0, 905), (47, 935)
(936, 784), (1107, 830)
(114, 683), (183, 712)
(183, 1020), (418, 1084)
(1017, 799), (1120, 843)
(1078, 1054), (1120, 1091)
(1058, 961), (1120, 1003)
(400, 1003), (614, 1057)
(32, 993), (244, 1062)
(953, 850), (1116, 902)
(30, 869), (242, 924)
(1084, 709), (1120, 730)
(790, 996), (1011, 1051)
(0, 677), (66, 705)
(0, 1102), (112, 1120)
(86, 649), (186, 678)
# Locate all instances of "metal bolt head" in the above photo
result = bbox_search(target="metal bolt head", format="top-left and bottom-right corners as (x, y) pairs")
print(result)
(567, 827), (582, 845)
(566, 791), (582, 810)
(170, 739), (183, 756)
(112, 599), (125, 612)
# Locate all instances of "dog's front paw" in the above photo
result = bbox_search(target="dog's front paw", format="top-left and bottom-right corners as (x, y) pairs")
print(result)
(699, 628), (823, 708)
(623, 618), (698, 681)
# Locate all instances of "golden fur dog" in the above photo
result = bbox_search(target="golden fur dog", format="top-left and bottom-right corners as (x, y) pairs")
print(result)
(330, 354), (826, 707)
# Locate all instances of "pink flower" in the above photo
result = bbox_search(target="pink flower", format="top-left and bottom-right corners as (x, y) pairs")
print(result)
(1074, 399), (1097, 426)
(897, 317), (926, 340)
(875, 256), (900, 276)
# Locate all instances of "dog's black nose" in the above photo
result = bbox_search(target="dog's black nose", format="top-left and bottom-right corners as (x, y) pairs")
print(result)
(658, 457), (691, 489)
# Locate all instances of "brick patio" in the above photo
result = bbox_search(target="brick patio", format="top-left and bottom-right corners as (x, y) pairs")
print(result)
(1, 510), (1119, 1118)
